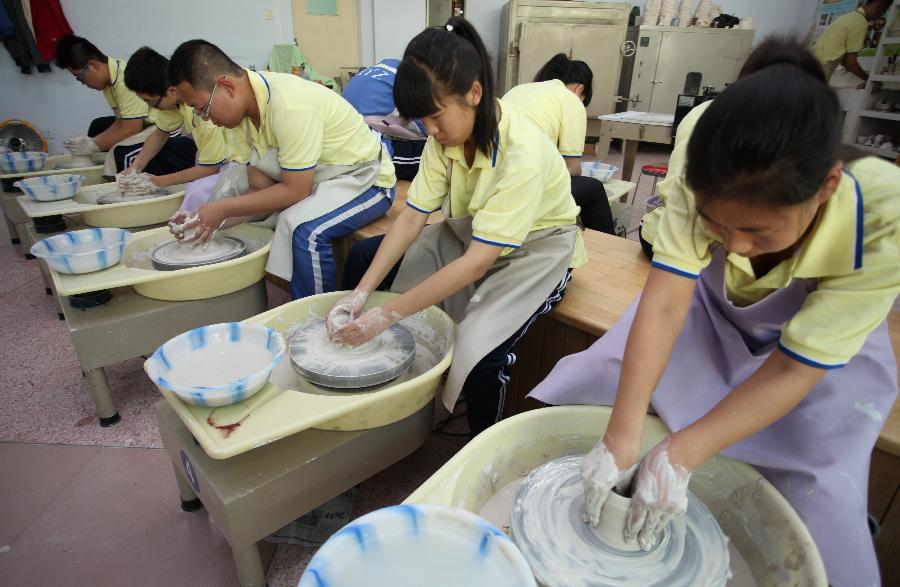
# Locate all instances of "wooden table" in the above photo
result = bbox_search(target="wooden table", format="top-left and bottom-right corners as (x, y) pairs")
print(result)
(590, 111), (674, 183)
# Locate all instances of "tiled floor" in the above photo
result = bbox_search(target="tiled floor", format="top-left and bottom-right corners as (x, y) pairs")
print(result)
(0, 141), (671, 586)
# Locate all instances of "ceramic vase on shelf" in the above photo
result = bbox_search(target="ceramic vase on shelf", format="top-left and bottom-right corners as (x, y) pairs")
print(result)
(694, 0), (713, 26)
(658, 0), (678, 27)
(678, 0), (695, 27)
(644, 0), (662, 26)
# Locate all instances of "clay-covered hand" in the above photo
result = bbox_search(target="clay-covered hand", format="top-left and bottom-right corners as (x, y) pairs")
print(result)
(168, 210), (199, 242)
(115, 172), (157, 196)
(63, 134), (100, 155)
(625, 438), (692, 551)
(331, 306), (400, 347)
(326, 290), (369, 337)
(190, 201), (228, 244)
(581, 440), (636, 527)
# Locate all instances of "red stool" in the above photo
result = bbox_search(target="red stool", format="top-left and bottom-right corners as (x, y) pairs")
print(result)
(634, 163), (668, 201)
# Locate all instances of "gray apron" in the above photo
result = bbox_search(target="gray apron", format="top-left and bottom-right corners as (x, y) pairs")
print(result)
(529, 244), (897, 586)
(245, 144), (388, 282)
(391, 194), (578, 412)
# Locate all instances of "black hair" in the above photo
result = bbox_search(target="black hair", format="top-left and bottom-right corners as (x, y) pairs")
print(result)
(55, 35), (106, 69)
(738, 36), (827, 82)
(394, 17), (497, 156)
(533, 53), (594, 108)
(169, 39), (244, 91)
(685, 37), (840, 208)
(125, 47), (170, 96)
(865, 0), (893, 6)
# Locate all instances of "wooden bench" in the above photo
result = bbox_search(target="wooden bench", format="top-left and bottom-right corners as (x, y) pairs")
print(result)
(339, 181), (900, 582)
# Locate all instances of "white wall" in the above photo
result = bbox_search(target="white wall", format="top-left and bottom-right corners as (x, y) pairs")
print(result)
(372, 0), (427, 63)
(356, 1), (820, 84)
(0, 0), (292, 153)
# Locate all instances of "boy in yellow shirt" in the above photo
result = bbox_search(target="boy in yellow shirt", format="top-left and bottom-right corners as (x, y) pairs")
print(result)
(123, 46), (248, 208)
(168, 40), (395, 299)
(54, 35), (194, 176)
(812, 0), (893, 84)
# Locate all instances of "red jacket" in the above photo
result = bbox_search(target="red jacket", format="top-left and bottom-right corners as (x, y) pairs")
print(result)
(30, 0), (71, 61)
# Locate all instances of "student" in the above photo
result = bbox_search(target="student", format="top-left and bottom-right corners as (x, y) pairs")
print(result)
(503, 53), (614, 234)
(341, 58), (427, 181)
(54, 35), (194, 176)
(529, 38), (899, 587)
(123, 46), (248, 209)
(167, 40), (396, 300)
(812, 0), (893, 85)
(328, 18), (587, 437)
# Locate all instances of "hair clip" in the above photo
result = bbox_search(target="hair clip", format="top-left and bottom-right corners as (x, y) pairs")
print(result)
(446, 24), (454, 32)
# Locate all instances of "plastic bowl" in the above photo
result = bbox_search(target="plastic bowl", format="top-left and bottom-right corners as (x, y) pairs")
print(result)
(0, 151), (47, 174)
(146, 322), (286, 407)
(14, 174), (85, 201)
(581, 161), (618, 182)
(30, 227), (130, 274)
(299, 504), (537, 587)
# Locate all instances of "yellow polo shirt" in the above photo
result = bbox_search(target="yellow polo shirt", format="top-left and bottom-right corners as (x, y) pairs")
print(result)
(407, 100), (587, 268)
(812, 8), (868, 65)
(102, 57), (153, 123)
(651, 154), (900, 369)
(502, 80), (587, 158)
(239, 70), (395, 188)
(640, 100), (711, 244)
(155, 103), (249, 166)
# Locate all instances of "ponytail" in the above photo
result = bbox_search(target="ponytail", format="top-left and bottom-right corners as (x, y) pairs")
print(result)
(534, 53), (595, 107)
(394, 17), (498, 156)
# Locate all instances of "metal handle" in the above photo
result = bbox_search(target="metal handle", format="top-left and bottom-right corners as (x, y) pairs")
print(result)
(651, 80), (662, 85)
(621, 41), (636, 57)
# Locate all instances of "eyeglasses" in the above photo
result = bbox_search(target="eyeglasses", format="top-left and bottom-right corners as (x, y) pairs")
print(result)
(193, 78), (222, 121)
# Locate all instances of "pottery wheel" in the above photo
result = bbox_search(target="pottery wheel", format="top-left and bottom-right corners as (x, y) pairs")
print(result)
(510, 456), (731, 587)
(54, 155), (94, 169)
(150, 237), (247, 271)
(97, 188), (173, 204)
(289, 318), (416, 389)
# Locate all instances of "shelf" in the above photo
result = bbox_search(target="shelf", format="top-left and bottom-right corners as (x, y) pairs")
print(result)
(853, 143), (900, 159)
(859, 110), (900, 122)
(871, 75), (900, 83)
(881, 37), (900, 45)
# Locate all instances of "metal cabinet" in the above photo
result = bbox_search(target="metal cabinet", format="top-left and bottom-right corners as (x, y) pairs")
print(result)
(624, 26), (755, 114)
(498, 0), (630, 118)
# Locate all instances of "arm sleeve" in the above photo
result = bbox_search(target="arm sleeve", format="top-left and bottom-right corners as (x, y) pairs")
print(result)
(845, 16), (868, 54)
(558, 95), (587, 157)
(471, 163), (544, 248)
(270, 95), (323, 171)
(780, 182), (900, 368)
(406, 137), (449, 213)
(646, 105), (714, 278)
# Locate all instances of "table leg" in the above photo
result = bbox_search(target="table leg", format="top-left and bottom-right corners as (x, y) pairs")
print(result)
(597, 124), (613, 162)
(171, 462), (204, 512)
(84, 367), (121, 427)
(233, 543), (266, 587)
(622, 139), (639, 183)
(5, 214), (19, 245)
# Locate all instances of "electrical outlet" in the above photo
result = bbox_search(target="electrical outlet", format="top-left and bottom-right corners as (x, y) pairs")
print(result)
(43, 128), (54, 139)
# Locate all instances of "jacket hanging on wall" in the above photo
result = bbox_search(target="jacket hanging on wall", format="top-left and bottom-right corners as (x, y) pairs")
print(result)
(29, 0), (71, 61)
(0, 0), (49, 73)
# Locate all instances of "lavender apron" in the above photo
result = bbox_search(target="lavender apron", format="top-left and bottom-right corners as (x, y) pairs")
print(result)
(529, 246), (897, 587)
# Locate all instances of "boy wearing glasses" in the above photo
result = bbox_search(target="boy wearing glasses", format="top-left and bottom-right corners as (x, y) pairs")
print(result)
(168, 40), (396, 300)
(54, 35), (194, 177)
(123, 47), (248, 207)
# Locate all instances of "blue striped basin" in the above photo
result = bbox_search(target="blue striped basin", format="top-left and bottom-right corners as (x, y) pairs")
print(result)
(0, 151), (47, 174)
(29, 228), (129, 274)
(14, 174), (85, 201)
(581, 160), (618, 182)
(146, 322), (286, 407)
(299, 504), (536, 587)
